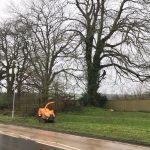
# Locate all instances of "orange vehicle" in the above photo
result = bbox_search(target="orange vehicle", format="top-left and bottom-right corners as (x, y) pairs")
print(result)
(38, 101), (55, 123)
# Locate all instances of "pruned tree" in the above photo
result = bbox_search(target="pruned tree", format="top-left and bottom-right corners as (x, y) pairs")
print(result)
(70, 0), (150, 105)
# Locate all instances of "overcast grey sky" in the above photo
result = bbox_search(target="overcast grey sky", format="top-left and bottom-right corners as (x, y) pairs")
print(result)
(0, 0), (21, 18)
(0, 0), (9, 17)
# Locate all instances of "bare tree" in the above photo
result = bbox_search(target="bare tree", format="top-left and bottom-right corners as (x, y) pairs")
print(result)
(16, 0), (79, 102)
(69, 0), (150, 105)
(0, 21), (29, 102)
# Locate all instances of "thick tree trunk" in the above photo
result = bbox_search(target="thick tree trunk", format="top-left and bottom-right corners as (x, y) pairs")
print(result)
(6, 65), (15, 104)
(16, 82), (22, 108)
(41, 81), (49, 103)
(87, 66), (100, 106)
(7, 81), (14, 104)
(85, 36), (103, 105)
(86, 54), (100, 105)
(6, 68), (13, 103)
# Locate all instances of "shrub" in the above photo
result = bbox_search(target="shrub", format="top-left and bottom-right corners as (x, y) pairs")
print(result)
(79, 93), (91, 106)
(79, 93), (108, 107)
(95, 93), (108, 108)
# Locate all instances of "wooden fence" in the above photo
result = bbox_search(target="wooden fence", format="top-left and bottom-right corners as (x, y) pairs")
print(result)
(16, 99), (81, 116)
(106, 99), (150, 112)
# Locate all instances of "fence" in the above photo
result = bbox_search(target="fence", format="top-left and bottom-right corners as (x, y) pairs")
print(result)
(16, 99), (81, 116)
(106, 99), (150, 112)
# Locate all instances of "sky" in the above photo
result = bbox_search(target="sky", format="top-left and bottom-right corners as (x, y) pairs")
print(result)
(0, 0), (22, 19)
(0, 0), (9, 18)
(0, 0), (148, 95)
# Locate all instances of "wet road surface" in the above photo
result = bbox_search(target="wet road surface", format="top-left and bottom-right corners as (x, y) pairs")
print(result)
(0, 134), (63, 150)
(0, 124), (149, 150)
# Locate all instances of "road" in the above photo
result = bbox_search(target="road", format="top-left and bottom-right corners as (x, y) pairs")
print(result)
(0, 134), (62, 150)
(0, 124), (149, 150)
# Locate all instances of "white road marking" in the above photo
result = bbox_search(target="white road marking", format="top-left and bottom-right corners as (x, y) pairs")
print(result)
(56, 143), (81, 150)
(30, 139), (81, 150)
(0, 131), (18, 138)
(0, 130), (80, 150)
(19, 135), (32, 140)
(36, 140), (69, 150)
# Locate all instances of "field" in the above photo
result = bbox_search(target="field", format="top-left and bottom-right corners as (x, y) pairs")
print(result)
(0, 107), (150, 146)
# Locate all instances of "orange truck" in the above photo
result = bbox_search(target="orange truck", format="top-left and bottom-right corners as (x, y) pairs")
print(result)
(38, 101), (55, 123)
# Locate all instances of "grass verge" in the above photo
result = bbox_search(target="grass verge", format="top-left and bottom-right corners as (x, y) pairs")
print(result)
(0, 107), (150, 146)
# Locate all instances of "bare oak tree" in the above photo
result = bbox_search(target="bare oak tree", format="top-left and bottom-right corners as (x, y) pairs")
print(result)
(16, 0), (79, 102)
(71, 0), (150, 105)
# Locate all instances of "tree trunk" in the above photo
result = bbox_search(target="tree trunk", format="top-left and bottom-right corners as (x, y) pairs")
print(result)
(87, 66), (100, 106)
(85, 36), (103, 105)
(16, 82), (22, 108)
(41, 82), (49, 103)
(6, 67), (13, 103)
(7, 81), (14, 104)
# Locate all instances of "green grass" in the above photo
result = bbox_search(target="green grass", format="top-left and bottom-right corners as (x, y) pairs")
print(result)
(0, 107), (150, 146)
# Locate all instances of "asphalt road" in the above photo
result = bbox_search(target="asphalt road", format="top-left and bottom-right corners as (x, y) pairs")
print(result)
(0, 124), (149, 150)
(0, 134), (63, 150)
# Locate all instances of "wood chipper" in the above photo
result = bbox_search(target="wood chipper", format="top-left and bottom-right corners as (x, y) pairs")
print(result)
(38, 101), (55, 123)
